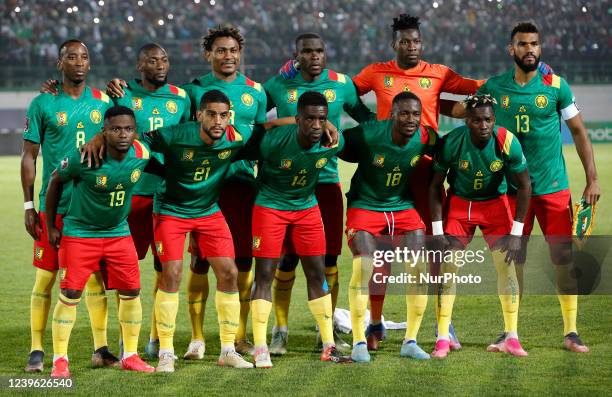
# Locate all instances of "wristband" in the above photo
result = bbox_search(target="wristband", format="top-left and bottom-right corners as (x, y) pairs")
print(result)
(511, 221), (524, 236)
(432, 221), (444, 236)
(24, 201), (34, 210)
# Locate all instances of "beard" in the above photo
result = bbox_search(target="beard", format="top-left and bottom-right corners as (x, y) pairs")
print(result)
(146, 76), (167, 87)
(514, 53), (540, 73)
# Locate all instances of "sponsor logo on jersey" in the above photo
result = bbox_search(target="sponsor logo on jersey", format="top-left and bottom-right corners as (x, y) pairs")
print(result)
(61, 157), (69, 169)
(403, 85), (411, 92)
(373, 154), (385, 167)
(115, 183), (124, 189)
(410, 155), (421, 167)
(201, 159), (210, 165)
(299, 168), (308, 174)
(166, 100), (178, 114)
(323, 89), (336, 103)
(182, 149), (194, 161)
(418, 77), (432, 89)
(501, 95), (510, 109)
(287, 89), (298, 103)
(132, 97), (143, 110)
(535, 95), (548, 108)
(56, 112), (68, 126)
(131, 169), (141, 183)
(152, 108), (160, 115)
(90, 110), (102, 124)
(490, 160), (503, 172)
(35, 247), (44, 260)
(96, 175), (107, 188)
(459, 159), (469, 170)
(280, 159), (292, 169)
(155, 241), (164, 255)
(315, 158), (328, 168)
(519, 105), (527, 113)
(476, 170), (484, 177)
(77, 121), (84, 129)
(393, 165), (401, 172)
(252, 236), (261, 250)
(218, 149), (231, 160)
(384, 76), (394, 88)
(241, 93), (254, 107)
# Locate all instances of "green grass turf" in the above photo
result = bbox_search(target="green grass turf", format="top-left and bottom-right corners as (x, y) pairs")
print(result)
(0, 145), (610, 396)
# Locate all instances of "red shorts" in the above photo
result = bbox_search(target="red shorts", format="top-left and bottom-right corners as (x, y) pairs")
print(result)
(444, 194), (512, 248)
(154, 212), (234, 262)
(219, 181), (256, 258)
(508, 189), (572, 241)
(33, 212), (64, 271)
(252, 205), (326, 258)
(59, 236), (140, 291)
(410, 156), (446, 235)
(315, 183), (343, 256)
(127, 195), (156, 260)
(345, 207), (425, 246)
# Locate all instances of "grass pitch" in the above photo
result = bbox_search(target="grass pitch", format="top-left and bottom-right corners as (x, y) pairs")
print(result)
(0, 145), (610, 396)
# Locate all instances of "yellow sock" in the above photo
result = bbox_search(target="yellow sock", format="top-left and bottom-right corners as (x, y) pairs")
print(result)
(150, 271), (160, 340)
(272, 269), (295, 329)
(308, 295), (334, 345)
(436, 262), (457, 339)
(558, 294), (578, 335)
(325, 265), (339, 313)
(236, 269), (254, 341)
(405, 261), (429, 341)
(492, 250), (520, 333)
(85, 272), (108, 350)
(155, 289), (179, 351)
(186, 270), (209, 342)
(515, 263), (524, 299)
(52, 294), (79, 357)
(251, 299), (272, 346)
(30, 268), (56, 352)
(119, 295), (142, 354)
(216, 291), (240, 349)
(348, 256), (372, 344)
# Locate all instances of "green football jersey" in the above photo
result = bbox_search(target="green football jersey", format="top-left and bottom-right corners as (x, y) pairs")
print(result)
(478, 71), (577, 195)
(23, 86), (112, 213)
(264, 69), (372, 184)
(342, 120), (437, 211)
(57, 141), (151, 238)
(245, 124), (345, 211)
(114, 79), (191, 196)
(141, 121), (246, 218)
(433, 125), (527, 201)
(183, 72), (266, 183)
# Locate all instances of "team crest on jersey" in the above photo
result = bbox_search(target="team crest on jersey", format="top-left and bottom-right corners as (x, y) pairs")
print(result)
(419, 77), (432, 89)
(410, 155), (421, 167)
(56, 112), (68, 126)
(132, 97), (143, 110)
(323, 89), (336, 103)
(155, 241), (164, 255)
(315, 158), (328, 168)
(373, 154), (385, 167)
(182, 149), (195, 161)
(166, 100), (178, 114)
(384, 76), (394, 88)
(152, 108), (160, 115)
(96, 175), (107, 188)
(490, 160), (503, 172)
(131, 169), (141, 183)
(218, 149), (231, 160)
(501, 96), (510, 109)
(519, 105), (527, 113)
(241, 93), (254, 107)
(459, 160), (469, 170)
(35, 247), (44, 260)
(287, 89), (298, 103)
(535, 95), (548, 109)
(280, 159), (292, 169)
(90, 110), (102, 124)
(77, 121), (84, 129)
(252, 236), (261, 250)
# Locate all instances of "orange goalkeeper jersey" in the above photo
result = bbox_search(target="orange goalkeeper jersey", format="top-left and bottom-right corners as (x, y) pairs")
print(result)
(352, 60), (485, 130)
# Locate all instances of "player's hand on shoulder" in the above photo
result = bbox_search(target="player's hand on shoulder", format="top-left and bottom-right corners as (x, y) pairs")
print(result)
(279, 59), (300, 79)
(24, 208), (41, 241)
(48, 226), (62, 249)
(80, 133), (106, 168)
(322, 121), (338, 147)
(582, 180), (601, 205)
(106, 78), (127, 98)
(40, 79), (59, 95)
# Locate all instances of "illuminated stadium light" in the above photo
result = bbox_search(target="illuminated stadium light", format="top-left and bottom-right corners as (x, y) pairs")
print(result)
(158, 19), (165, 26)
(67, 7), (72, 13)
(127, 15), (134, 22)
(93, 17), (100, 24)
(210, 0), (216, 5)
(98, 0), (104, 6)
(14, 7), (21, 12)
(582, 6), (587, 12)
(318, 11), (325, 18)
(433, 2), (439, 8)
(194, 0), (201, 3)
(168, 13), (174, 20)
(72, 6), (78, 12)
(138, 0), (144, 6)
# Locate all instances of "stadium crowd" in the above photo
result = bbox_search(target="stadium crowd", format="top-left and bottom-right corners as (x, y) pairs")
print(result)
(1, 0), (610, 82)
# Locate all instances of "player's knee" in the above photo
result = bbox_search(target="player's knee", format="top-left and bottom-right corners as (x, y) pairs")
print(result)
(61, 288), (82, 300)
(118, 288), (140, 298)
(551, 244), (572, 266)
(235, 257), (253, 272)
(278, 254), (299, 272)
(324, 255), (338, 267)
(190, 256), (210, 274)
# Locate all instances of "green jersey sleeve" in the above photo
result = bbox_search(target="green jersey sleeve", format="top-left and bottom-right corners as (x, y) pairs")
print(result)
(342, 80), (375, 123)
(432, 136), (452, 174)
(56, 150), (83, 182)
(180, 95), (192, 122)
(141, 126), (171, 152)
(505, 133), (528, 174)
(338, 125), (364, 163)
(235, 124), (265, 161)
(263, 79), (277, 112)
(558, 78), (579, 120)
(23, 96), (45, 144)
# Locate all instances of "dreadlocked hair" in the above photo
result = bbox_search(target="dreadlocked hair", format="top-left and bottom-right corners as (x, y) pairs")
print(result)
(201, 25), (245, 52)
(464, 94), (498, 111)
